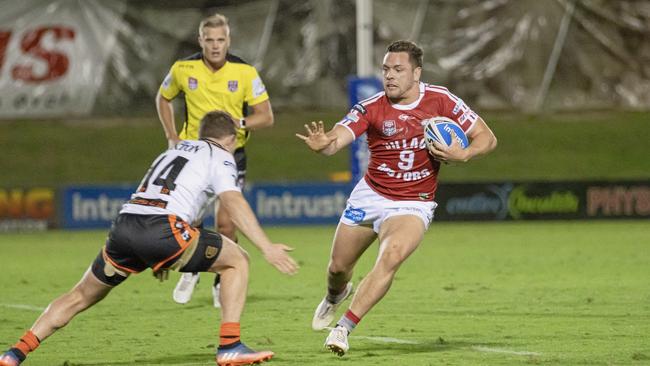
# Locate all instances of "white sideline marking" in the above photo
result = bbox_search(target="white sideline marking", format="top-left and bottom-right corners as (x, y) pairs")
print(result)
(472, 345), (541, 356)
(0, 303), (45, 312)
(350, 335), (420, 344)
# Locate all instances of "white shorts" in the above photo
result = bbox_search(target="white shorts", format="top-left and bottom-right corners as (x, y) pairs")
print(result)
(339, 178), (437, 233)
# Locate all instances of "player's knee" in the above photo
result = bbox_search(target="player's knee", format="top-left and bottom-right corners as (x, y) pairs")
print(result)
(231, 244), (250, 270)
(327, 260), (350, 277)
(220, 229), (237, 242)
(217, 222), (236, 241)
(377, 247), (406, 273)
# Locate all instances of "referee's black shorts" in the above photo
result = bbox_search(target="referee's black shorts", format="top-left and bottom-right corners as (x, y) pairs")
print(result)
(91, 214), (223, 286)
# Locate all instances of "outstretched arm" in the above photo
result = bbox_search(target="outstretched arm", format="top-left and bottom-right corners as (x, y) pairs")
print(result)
(219, 190), (299, 275)
(296, 121), (355, 156)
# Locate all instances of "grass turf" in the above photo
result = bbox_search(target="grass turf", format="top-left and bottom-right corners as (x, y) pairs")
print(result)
(1, 221), (649, 365)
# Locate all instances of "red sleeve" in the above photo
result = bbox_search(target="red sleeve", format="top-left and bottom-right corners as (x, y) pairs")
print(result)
(335, 103), (371, 139)
(437, 89), (480, 133)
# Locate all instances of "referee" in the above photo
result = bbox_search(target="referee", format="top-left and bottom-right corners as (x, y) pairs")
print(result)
(155, 13), (274, 308)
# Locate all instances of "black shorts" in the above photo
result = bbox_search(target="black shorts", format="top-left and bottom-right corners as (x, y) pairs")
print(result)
(91, 214), (223, 286)
(234, 147), (246, 188)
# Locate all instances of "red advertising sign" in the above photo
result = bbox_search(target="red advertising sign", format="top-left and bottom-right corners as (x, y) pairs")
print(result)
(0, 187), (56, 231)
(0, 1), (125, 118)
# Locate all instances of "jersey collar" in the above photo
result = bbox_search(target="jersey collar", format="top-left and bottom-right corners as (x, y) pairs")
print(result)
(390, 82), (425, 111)
(201, 58), (229, 74)
(201, 138), (228, 152)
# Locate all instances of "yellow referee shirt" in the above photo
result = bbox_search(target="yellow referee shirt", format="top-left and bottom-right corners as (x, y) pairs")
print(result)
(159, 53), (269, 148)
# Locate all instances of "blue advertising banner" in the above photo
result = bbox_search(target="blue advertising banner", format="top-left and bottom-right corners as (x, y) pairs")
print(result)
(246, 182), (353, 225)
(62, 185), (135, 229)
(347, 76), (383, 183)
(61, 183), (353, 229)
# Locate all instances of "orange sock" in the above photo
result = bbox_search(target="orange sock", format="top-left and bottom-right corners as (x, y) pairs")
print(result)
(219, 322), (241, 347)
(13, 330), (40, 357)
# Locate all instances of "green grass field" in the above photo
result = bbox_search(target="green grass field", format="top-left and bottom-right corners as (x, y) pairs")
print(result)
(1, 221), (649, 366)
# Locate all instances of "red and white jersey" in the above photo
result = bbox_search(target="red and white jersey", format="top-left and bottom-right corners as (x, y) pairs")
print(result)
(337, 82), (480, 201)
(120, 140), (240, 223)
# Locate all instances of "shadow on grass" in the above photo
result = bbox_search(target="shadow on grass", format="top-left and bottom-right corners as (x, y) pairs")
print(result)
(62, 353), (211, 365)
(350, 338), (508, 356)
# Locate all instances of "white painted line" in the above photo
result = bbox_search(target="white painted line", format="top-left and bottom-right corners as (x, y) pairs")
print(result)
(472, 345), (541, 356)
(350, 335), (420, 344)
(0, 303), (45, 312)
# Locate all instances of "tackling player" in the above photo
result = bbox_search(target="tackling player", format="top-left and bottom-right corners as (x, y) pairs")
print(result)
(297, 40), (497, 356)
(0, 111), (298, 366)
(156, 13), (274, 308)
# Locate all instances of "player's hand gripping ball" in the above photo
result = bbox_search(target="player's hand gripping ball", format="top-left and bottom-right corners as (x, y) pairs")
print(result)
(423, 116), (468, 149)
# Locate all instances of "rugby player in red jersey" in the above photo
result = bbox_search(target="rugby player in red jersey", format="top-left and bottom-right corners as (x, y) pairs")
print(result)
(297, 40), (497, 356)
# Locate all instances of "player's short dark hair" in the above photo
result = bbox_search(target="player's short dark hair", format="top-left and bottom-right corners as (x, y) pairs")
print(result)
(387, 40), (423, 69)
(199, 111), (236, 139)
(199, 13), (229, 36)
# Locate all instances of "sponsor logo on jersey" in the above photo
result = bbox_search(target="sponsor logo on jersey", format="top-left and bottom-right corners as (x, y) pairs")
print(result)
(452, 98), (467, 115)
(398, 114), (412, 121)
(419, 192), (431, 200)
(205, 245), (219, 259)
(352, 103), (367, 115)
(175, 142), (201, 153)
(188, 77), (198, 90)
(345, 110), (360, 123)
(343, 207), (366, 223)
(162, 73), (172, 90)
(252, 77), (266, 98)
(382, 120), (398, 136)
(228, 80), (238, 92)
(459, 110), (479, 125)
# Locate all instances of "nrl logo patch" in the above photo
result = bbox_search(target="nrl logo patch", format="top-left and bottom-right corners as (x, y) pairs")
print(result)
(188, 77), (198, 90)
(228, 80), (238, 92)
(382, 120), (398, 136)
(205, 245), (219, 259)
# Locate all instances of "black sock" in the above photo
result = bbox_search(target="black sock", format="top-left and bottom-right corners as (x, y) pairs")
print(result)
(217, 340), (241, 350)
(9, 348), (26, 362)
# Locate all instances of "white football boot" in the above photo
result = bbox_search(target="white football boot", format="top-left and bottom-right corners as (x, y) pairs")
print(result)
(173, 272), (199, 304)
(324, 325), (349, 356)
(312, 282), (353, 330)
(212, 283), (221, 308)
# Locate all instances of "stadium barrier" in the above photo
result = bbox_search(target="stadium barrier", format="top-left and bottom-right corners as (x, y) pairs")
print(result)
(1, 181), (648, 232)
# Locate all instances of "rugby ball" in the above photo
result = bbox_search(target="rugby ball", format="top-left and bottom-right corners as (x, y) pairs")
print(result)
(423, 116), (468, 149)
